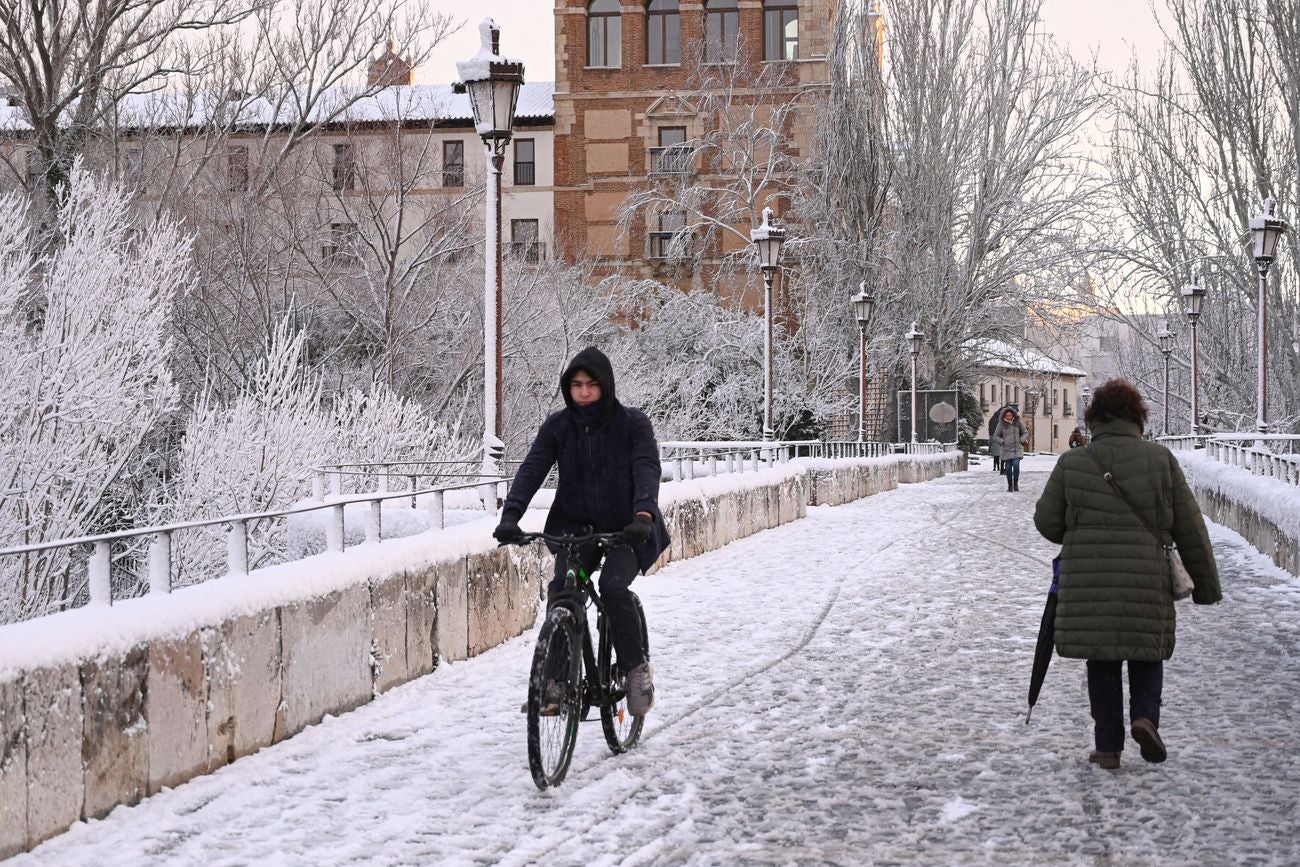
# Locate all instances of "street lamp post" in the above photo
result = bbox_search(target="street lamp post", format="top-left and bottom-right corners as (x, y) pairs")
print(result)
(905, 322), (925, 444)
(1247, 196), (1290, 434)
(851, 283), (876, 443)
(750, 207), (786, 441)
(458, 19), (524, 495)
(1181, 276), (1206, 434)
(1157, 320), (1174, 436)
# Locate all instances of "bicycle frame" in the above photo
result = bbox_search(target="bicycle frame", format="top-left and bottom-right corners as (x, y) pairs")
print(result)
(513, 531), (627, 712)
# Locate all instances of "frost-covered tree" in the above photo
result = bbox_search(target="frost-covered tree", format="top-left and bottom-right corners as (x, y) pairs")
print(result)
(154, 322), (477, 587)
(0, 169), (184, 621)
(1100, 0), (1300, 432)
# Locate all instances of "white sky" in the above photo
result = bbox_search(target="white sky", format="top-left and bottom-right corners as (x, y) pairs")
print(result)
(420, 0), (1169, 86)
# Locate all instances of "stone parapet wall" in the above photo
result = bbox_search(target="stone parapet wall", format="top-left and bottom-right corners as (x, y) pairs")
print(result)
(1178, 458), (1300, 578)
(0, 454), (960, 857)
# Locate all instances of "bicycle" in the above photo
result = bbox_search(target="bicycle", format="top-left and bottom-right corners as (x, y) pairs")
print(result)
(504, 529), (650, 790)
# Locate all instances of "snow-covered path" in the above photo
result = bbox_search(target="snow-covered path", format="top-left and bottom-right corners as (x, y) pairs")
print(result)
(18, 458), (1300, 866)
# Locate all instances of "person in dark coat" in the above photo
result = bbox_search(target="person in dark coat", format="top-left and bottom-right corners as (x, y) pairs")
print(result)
(1033, 378), (1220, 770)
(493, 346), (669, 716)
(1068, 428), (1086, 449)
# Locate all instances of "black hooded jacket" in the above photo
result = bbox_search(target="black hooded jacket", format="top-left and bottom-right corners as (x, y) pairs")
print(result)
(503, 347), (670, 573)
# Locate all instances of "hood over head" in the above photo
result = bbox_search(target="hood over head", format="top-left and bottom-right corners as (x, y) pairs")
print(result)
(560, 346), (617, 415)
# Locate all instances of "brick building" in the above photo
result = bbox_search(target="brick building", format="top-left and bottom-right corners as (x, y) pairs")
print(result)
(551, 0), (837, 303)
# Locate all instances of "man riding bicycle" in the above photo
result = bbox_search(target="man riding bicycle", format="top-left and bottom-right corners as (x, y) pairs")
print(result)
(493, 346), (669, 716)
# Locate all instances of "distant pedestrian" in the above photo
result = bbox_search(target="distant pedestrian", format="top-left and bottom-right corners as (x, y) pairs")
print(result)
(989, 432), (1003, 472)
(1068, 428), (1086, 449)
(1033, 378), (1221, 771)
(991, 407), (1029, 491)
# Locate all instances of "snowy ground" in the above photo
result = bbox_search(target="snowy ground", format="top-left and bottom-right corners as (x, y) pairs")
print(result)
(17, 456), (1300, 866)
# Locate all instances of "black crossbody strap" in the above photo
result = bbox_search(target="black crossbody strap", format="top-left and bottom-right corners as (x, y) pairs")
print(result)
(1083, 445), (1165, 545)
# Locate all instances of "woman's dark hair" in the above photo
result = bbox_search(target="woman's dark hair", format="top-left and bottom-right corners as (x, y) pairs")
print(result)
(1084, 378), (1148, 431)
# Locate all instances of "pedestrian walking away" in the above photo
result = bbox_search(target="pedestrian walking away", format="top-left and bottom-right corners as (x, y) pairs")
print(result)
(493, 347), (670, 717)
(991, 406), (1029, 491)
(989, 432), (1003, 472)
(1032, 378), (1221, 770)
(1068, 428), (1086, 449)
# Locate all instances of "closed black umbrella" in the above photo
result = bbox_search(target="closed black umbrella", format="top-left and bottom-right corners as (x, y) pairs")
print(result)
(1026, 556), (1060, 723)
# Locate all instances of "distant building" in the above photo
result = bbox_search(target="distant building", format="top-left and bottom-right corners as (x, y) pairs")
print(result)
(963, 338), (1087, 454)
(551, 0), (842, 303)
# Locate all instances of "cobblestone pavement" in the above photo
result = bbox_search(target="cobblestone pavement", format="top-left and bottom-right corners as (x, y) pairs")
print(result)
(19, 457), (1300, 866)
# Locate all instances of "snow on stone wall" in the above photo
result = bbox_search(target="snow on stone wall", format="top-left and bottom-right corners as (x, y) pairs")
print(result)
(1177, 450), (1300, 578)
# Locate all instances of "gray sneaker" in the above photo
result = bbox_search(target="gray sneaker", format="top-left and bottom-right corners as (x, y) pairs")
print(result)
(625, 661), (655, 716)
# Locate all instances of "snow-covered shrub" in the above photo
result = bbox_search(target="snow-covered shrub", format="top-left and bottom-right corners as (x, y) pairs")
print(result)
(0, 169), (184, 621)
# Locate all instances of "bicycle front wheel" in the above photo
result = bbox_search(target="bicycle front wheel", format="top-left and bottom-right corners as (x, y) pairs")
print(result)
(527, 607), (582, 789)
(600, 592), (648, 754)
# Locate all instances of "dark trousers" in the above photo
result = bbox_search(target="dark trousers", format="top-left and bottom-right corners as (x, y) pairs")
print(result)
(1003, 458), (1021, 487)
(992, 455), (1002, 471)
(1086, 660), (1163, 752)
(548, 544), (645, 672)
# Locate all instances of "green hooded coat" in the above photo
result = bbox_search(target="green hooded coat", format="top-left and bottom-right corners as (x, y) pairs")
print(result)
(1033, 419), (1221, 661)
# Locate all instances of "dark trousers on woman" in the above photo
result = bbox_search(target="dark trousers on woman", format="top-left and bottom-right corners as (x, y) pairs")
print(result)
(548, 543), (645, 672)
(1003, 457), (1021, 489)
(1086, 660), (1163, 752)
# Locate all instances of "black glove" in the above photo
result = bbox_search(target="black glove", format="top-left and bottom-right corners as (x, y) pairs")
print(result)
(621, 513), (654, 546)
(493, 509), (523, 544)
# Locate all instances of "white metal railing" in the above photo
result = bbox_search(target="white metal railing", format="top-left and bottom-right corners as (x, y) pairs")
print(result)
(0, 478), (504, 617)
(657, 440), (942, 480)
(2, 441), (950, 623)
(1159, 433), (1300, 487)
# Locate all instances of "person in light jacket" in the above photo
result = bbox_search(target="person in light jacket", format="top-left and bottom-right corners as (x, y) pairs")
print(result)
(992, 407), (1029, 492)
(1033, 378), (1220, 770)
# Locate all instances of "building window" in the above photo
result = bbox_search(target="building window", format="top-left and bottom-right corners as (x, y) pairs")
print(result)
(332, 143), (356, 191)
(651, 126), (689, 174)
(763, 0), (799, 61)
(649, 211), (689, 259)
(705, 0), (740, 63)
(323, 222), (359, 265)
(588, 0), (622, 67)
(442, 140), (464, 188)
(510, 219), (543, 263)
(227, 145), (249, 192)
(513, 139), (535, 186)
(646, 0), (681, 65)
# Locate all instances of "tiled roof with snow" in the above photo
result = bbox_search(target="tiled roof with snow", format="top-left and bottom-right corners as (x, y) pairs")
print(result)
(961, 338), (1087, 378)
(0, 82), (555, 134)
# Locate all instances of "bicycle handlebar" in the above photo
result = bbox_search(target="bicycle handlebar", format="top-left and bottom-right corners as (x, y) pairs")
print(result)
(499, 529), (625, 549)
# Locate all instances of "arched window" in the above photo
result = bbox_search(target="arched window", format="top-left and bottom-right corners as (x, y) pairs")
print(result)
(588, 0), (622, 67)
(646, 0), (681, 65)
(704, 0), (739, 64)
(763, 0), (798, 61)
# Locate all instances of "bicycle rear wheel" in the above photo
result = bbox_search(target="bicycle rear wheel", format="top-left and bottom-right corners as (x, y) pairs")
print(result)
(527, 607), (582, 789)
(600, 592), (648, 754)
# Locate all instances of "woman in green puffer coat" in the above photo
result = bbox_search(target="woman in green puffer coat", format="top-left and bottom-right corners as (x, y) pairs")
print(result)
(1033, 379), (1220, 771)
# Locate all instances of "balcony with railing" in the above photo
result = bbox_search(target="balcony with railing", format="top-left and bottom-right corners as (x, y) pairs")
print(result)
(513, 162), (535, 186)
(507, 241), (547, 263)
(649, 146), (693, 175)
(646, 231), (696, 261)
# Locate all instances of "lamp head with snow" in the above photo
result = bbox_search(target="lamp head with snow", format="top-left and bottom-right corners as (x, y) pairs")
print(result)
(750, 207), (786, 273)
(1248, 196), (1289, 267)
(851, 282), (875, 328)
(905, 322), (924, 356)
(456, 18), (525, 149)
(1158, 321), (1174, 355)
(1181, 274), (1206, 321)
